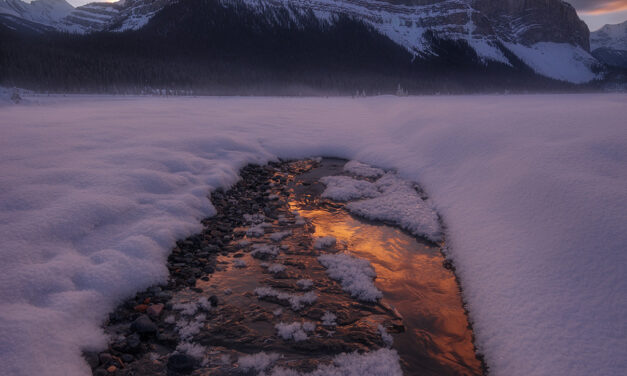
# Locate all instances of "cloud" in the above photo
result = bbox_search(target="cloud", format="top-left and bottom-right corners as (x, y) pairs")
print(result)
(569, 0), (627, 14)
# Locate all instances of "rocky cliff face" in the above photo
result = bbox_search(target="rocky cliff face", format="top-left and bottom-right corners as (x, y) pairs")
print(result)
(473, 0), (589, 50)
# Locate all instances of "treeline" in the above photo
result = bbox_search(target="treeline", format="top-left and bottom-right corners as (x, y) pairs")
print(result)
(0, 0), (578, 95)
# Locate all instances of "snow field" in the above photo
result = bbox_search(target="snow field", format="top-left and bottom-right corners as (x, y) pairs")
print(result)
(1, 94), (626, 375)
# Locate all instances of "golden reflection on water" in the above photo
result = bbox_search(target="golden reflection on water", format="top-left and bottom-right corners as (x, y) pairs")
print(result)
(291, 203), (482, 375)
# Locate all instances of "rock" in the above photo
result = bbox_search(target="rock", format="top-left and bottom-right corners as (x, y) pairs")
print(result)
(167, 353), (197, 374)
(134, 304), (148, 312)
(83, 351), (99, 369)
(126, 333), (141, 350)
(209, 295), (219, 307)
(131, 315), (158, 335)
(121, 354), (134, 363)
(106, 365), (117, 373)
(147, 303), (164, 318)
(99, 353), (113, 366)
(94, 369), (108, 376)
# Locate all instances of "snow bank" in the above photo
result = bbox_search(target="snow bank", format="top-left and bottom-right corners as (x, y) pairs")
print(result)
(320, 175), (380, 201)
(346, 173), (441, 242)
(1, 94), (626, 376)
(318, 253), (382, 302)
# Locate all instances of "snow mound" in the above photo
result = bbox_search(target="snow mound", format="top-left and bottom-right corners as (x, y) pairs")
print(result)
(269, 348), (402, 376)
(347, 173), (441, 242)
(318, 253), (382, 302)
(320, 176), (380, 201)
(343, 160), (384, 178)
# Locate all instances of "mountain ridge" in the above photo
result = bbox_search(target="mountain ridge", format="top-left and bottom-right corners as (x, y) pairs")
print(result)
(0, 0), (611, 85)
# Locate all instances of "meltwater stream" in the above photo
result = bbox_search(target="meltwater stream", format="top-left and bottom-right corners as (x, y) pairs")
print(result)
(289, 159), (482, 375)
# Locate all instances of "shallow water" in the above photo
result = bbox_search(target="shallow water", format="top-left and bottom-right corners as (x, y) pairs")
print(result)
(289, 159), (482, 375)
(161, 158), (482, 375)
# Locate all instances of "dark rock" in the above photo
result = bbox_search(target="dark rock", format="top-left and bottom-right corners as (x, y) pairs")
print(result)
(209, 295), (219, 307)
(126, 333), (141, 350)
(83, 351), (99, 369)
(131, 315), (158, 335)
(93, 369), (108, 376)
(98, 353), (113, 366)
(167, 353), (197, 374)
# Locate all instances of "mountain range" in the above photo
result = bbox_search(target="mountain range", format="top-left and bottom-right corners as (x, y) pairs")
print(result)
(1, 0), (625, 93)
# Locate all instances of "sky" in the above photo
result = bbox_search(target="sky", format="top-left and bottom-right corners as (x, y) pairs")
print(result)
(571, 0), (627, 30)
(53, 0), (627, 31)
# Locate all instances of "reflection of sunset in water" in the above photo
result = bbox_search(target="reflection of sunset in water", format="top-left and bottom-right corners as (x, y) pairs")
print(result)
(289, 162), (482, 375)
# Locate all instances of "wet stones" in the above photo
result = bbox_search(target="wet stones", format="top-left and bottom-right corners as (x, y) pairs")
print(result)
(131, 315), (158, 336)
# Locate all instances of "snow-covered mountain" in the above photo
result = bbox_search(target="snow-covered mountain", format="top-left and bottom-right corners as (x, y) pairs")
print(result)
(0, 0), (72, 24)
(591, 20), (627, 51)
(0, 0), (603, 83)
(590, 21), (627, 68)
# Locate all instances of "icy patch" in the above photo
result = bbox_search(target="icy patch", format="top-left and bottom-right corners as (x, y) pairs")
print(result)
(246, 223), (270, 237)
(320, 176), (380, 201)
(269, 348), (402, 376)
(251, 244), (280, 259)
(275, 321), (315, 342)
(233, 259), (247, 268)
(270, 230), (292, 242)
(314, 236), (336, 249)
(176, 341), (206, 360)
(318, 253), (382, 302)
(321, 311), (337, 327)
(378, 325), (393, 347)
(268, 264), (286, 274)
(347, 173), (441, 242)
(176, 314), (206, 340)
(254, 287), (318, 311)
(296, 279), (313, 290)
(244, 213), (266, 224)
(173, 302), (198, 316)
(238, 352), (281, 373)
(343, 160), (384, 178)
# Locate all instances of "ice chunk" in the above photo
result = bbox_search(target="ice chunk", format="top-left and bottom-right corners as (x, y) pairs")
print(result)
(318, 253), (382, 302)
(314, 236), (336, 249)
(320, 176), (380, 201)
(343, 160), (385, 178)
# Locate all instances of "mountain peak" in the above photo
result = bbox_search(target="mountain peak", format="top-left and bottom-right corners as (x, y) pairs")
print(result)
(591, 20), (627, 51)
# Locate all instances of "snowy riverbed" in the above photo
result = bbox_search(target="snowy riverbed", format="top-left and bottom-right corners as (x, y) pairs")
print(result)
(1, 94), (626, 375)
